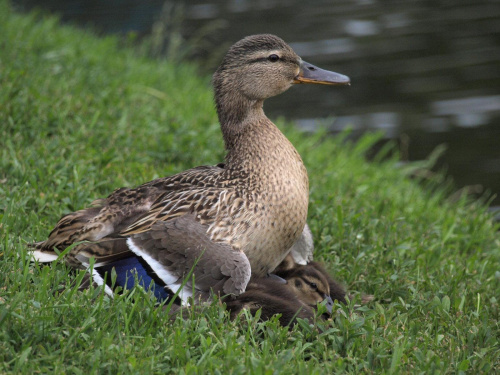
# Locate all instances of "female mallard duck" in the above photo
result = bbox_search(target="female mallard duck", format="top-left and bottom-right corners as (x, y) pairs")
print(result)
(31, 34), (350, 303)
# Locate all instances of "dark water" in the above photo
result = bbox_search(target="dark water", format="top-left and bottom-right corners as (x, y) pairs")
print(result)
(16, 0), (500, 209)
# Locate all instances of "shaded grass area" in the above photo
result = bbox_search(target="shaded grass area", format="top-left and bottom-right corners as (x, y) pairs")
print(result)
(1, 2), (499, 373)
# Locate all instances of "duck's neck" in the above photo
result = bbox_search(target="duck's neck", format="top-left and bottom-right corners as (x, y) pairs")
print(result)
(217, 94), (303, 177)
(215, 89), (265, 150)
(214, 85), (306, 187)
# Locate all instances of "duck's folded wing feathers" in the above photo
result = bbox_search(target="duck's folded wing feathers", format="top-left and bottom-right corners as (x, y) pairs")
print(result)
(128, 214), (251, 301)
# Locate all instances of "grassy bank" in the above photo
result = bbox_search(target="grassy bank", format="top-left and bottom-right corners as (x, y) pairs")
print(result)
(1, 2), (499, 373)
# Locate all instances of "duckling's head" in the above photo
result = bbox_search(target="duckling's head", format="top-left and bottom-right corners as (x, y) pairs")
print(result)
(213, 34), (350, 126)
(284, 264), (334, 312)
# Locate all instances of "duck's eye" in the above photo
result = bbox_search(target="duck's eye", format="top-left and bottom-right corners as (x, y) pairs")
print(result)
(268, 54), (280, 62)
(309, 282), (318, 290)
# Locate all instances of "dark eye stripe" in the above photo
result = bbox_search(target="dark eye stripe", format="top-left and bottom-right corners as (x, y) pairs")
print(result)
(247, 57), (269, 64)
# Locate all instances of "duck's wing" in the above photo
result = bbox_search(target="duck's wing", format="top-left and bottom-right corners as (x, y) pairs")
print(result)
(126, 214), (251, 302)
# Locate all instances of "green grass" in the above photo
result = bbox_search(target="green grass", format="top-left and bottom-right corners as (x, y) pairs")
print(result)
(1, 2), (499, 373)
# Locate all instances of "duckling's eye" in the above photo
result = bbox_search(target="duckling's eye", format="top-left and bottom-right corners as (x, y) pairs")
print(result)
(268, 54), (280, 62)
(309, 282), (318, 290)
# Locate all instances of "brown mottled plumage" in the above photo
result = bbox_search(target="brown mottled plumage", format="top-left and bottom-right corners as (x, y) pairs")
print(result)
(31, 34), (349, 302)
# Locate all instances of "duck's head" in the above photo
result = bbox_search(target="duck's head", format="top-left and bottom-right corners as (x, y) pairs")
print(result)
(284, 264), (334, 314)
(213, 34), (350, 125)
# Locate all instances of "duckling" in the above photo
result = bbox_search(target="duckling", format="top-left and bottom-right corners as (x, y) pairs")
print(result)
(30, 34), (350, 304)
(225, 259), (349, 326)
(224, 278), (318, 326)
(275, 261), (337, 310)
(275, 254), (347, 305)
(276, 255), (375, 307)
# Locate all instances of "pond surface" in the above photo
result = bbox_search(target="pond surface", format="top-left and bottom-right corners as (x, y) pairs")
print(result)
(17, 0), (500, 208)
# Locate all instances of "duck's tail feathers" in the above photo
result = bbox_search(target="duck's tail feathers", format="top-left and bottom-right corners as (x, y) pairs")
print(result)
(29, 237), (133, 269)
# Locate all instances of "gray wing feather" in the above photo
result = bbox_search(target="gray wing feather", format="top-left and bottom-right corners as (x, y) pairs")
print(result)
(130, 214), (251, 300)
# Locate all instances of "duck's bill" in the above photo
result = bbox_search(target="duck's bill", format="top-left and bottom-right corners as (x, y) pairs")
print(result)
(294, 60), (350, 86)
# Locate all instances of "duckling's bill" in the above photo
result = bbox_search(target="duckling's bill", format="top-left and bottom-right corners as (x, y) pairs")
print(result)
(294, 60), (350, 86)
(323, 295), (335, 314)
